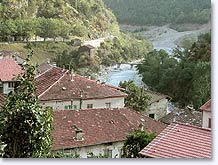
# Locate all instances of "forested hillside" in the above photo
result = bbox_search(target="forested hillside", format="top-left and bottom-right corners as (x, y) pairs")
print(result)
(104, 0), (211, 26)
(0, 0), (120, 41)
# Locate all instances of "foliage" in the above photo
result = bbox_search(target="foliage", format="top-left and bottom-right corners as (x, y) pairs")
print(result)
(137, 33), (211, 108)
(0, 0), (120, 41)
(46, 151), (81, 158)
(119, 80), (151, 112)
(122, 130), (156, 158)
(0, 52), (53, 158)
(104, 0), (211, 26)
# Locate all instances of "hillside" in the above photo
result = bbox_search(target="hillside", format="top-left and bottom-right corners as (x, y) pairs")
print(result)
(104, 0), (211, 26)
(0, 0), (120, 41)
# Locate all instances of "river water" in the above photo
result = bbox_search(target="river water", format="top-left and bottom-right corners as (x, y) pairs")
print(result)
(98, 47), (173, 87)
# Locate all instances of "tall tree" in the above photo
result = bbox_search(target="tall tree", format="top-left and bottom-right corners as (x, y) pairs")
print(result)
(0, 52), (53, 158)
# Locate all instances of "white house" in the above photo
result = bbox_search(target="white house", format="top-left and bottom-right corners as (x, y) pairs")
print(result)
(0, 58), (22, 94)
(200, 99), (211, 129)
(35, 66), (127, 110)
(52, 108), (166, 158)
(144, 90), (172, 120)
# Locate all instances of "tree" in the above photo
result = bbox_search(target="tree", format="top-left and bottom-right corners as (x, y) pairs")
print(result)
(137, 33), (211, 109)
(0, 52), (53, 158)
(122, 130), (156, 158)
(119, 80), (150, 112)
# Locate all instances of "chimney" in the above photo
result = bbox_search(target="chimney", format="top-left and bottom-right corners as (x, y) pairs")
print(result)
(70, 69), (74, 81)
(186, 104), (194, 111)
(72, 125), (84, 141)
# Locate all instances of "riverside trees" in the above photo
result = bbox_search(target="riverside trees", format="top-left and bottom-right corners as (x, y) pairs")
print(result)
(137, 33), (211, 109)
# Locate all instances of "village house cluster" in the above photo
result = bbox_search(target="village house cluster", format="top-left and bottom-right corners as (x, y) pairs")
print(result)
(0, 52), (212, 158)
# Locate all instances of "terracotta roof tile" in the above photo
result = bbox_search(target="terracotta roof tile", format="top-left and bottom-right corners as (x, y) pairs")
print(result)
(35, 67), (68, 97)
(159, 108), (202, 127)
(52, 108), (166, 151)
(36, 67), (127, 101)
(200, 99), (211, 112)
(0, 59), (22, 82)
(139, 122), (212, 158)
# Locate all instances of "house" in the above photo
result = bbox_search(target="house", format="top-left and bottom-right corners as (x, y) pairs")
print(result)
(158, 106), (202, 127)
(0, 58), (22, 94)
(0, 50), (25, 65)
(79, 44), (95, 57)
(35, 66), (127, 110)
(52, 107), (166, 158)
(139, 122), (211, 158)
(200, 99), (211, 129)
(144, 90), (172, 120)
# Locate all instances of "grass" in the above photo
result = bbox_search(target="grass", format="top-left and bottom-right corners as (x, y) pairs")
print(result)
(0, 42), (73, 64)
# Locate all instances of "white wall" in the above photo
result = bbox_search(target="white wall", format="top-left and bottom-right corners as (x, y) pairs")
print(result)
(3, 83), (14, 94)
(40, 97), (125, 110)
(58, 141), (124, 158)
(147, 98), (168, 120)
(202, 111), (211, 128)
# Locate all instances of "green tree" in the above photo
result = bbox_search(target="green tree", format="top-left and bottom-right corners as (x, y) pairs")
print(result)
(0, 52), (53, 158)
(122, 130), (156, 158)
(119, 80), (150, 112)
(137, 33), (211, 109)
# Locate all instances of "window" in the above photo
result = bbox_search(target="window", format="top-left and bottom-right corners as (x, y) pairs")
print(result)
(104, 149), (112, 158)
(149, 114), (155, 119)
(87, 104), (93, 109)
(208, 118), (211, 128)
(106, 102), (111, 108)
(8, 82), (15, 88)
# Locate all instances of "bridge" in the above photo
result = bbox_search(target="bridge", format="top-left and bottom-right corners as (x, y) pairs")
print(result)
(115, 60), (142, 69)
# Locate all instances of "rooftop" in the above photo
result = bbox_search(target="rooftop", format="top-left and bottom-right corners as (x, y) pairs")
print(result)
(145, 90), (170, 104)
(200, 99), (211, 112)
(139, 122), (211, 158)
(159, 108), (202, 127)
(0, 58), (22, 82)
(52, 108), (166, 151)
(35, 66), (127, 101)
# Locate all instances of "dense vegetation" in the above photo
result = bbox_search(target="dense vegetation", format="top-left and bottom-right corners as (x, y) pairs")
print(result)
(119, 80), (151, 112)
(0, 0), (120, 42)
(104, 0), (211, 26)
(0, 53), (53, 158)
(137, 33), (211, 109)
(55, 33), (152, 76)
(122, 130), (156, 158)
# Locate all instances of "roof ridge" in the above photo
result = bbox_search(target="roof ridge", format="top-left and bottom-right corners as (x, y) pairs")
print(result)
(38, 69), (69, 98)
(35, 65), (54, 78)
(173, 121), (211, 131)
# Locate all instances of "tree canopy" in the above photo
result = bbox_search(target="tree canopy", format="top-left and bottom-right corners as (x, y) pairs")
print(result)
(104, 0), (211, 26)
(119, 80), (151, 112)
(122, 130), (156, 158)
(0, 53), (53, 158)
(137, 33), (211, 109)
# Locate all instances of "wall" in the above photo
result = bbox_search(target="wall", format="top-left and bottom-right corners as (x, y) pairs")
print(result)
(58, 141), (124, 158)
(147, 98), (169, 120)
(40, 97), (125, 110)
(3, 82), (14, 94)
(202, 111), (211, 128)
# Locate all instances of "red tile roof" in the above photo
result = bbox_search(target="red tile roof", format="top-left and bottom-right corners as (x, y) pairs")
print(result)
(200, 99), (211, 112)
(0, 59), (22, 82)
(0, 93), (7, 108)
(35, 67), (68, 97)
(139, 122), (212, 158)
(52, 108), (166, 151)
(36, 66), (127, 101)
